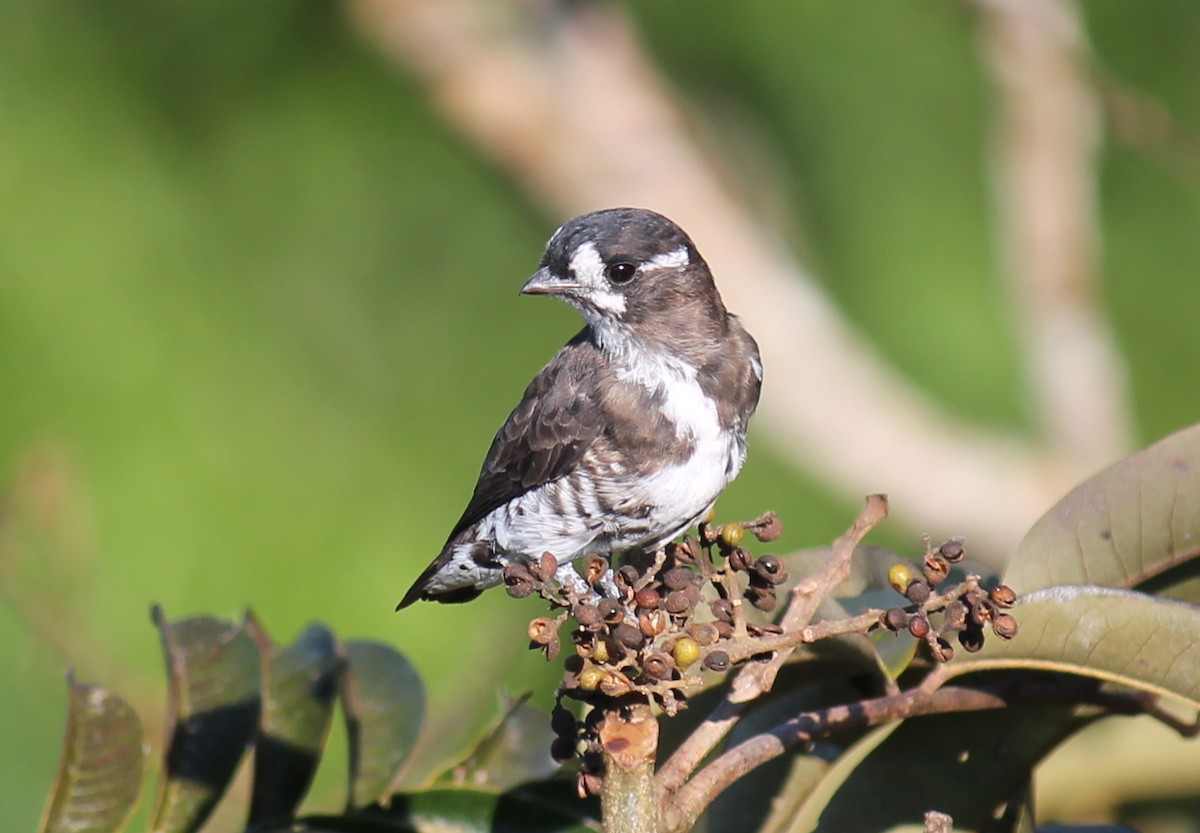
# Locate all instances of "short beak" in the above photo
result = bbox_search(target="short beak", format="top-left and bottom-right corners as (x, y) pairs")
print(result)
(520, 267), (577, 297)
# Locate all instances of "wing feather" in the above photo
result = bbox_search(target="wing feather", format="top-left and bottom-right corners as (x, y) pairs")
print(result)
(447, 334), (605, 539)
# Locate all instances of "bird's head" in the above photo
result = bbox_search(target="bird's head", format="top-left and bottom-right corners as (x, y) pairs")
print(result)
(521, 208), (727, 351)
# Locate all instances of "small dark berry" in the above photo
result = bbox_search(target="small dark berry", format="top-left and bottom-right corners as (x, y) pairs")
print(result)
(527, 617), (557, 644)
(931, 637), (955, 662)
(754, 555), (788, 586)
(958, 626), (985, 653)
(713, 620), (734, 639)
(551, 735), (577, 763)
(573, 603), (603, 629)
(583, 556), (608, 585)
(969, 598), (995, 627)
(992, 613), (1019, 640)
(747, 586), (777, 612)
(663, 567), (696, 591)
(728, 548), (753, 572)
(616, 564), (640, 589)
(750, 511), (783, 542)
(503, 564), (535, 598)
(612, 623), (645, 650)
(908, 615), (931, 639)
(634, 587), (662, 610)
(664, 590), (693, 615)
(709, 598), (734, 623)
(687, 622), (720, 646)
(551, 705), (576, 737)
(989, 585), (1018, 609)
(943, 601), (968, 632)
(538, 551), (559, 581)
(939, 538), (966, 563)
(643, 652), (675, 680)
(597, 598), (622, 623)
(503, 562), (533, 584)
(702, 650), (731, 672)
(922, 556), (950, 586)
(638, 609), (669, 638)
(883, 607), (909, 631)
(905, 579), (932, 605)
(578, 772), (603, 797)
(505, 582), (535, 599)
(599, 670), (633, 697)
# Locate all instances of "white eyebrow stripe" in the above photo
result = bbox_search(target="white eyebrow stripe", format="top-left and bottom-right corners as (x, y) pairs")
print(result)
(568, 241), (607, 284)
(644, 246), (690, 271)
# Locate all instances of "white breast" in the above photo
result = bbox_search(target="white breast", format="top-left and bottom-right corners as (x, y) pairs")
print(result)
(615, 353), (745, 537)
(465, 345), (746, 576)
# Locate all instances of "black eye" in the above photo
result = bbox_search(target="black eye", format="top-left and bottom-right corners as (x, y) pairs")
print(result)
(606, 262), (637, 285)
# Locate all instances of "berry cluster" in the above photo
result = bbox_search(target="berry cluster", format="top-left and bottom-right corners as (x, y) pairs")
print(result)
(880, 537), (1020, 662)
(503, 511), (783, 708)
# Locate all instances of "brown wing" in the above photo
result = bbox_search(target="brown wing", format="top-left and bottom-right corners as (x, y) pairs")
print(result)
(447, 333), (606, 540)
(397, 335), (607, 610)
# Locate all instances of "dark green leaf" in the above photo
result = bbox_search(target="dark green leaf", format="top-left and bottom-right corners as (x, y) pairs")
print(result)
(1005, 424), (1200, 598)
(248, 784), (597, 833)
(246, 616), (341, 827)
(707, 680), (863, 833)
(785, 707), (1091, 833)
(381, 785), (597, 833)
(148, 605), (262, 833)
(39, 673), (145, 833)
(435, 693), (560, 790)
(947, 586), (1200, 707)
(341, 641), (425, 810)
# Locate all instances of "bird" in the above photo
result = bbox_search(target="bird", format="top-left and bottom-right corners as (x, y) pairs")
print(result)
(397, 207), (762, 608)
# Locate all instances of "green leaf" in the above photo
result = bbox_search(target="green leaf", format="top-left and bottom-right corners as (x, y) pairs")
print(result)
(946, 585), (1200, 707)
(783, 707), (1091, 833)
(435, 693), (560, 790)
(39, 673), (145, 833)
(246, 615), (341, 827)
(1005, 424), (1200, 597)
(341, 641), (426, 810)
(707, 680), (865, 833)
(246, 784), (597, 832)
(381, 785), (597, 833)
(148, 606), (262, 833)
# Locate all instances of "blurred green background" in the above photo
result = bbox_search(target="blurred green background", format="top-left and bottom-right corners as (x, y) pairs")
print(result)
(2, 1), (1199, 829)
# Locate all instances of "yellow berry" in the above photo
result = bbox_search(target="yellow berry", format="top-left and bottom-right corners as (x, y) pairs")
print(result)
(719, 523), (745, 548)
(592, 638), (610, 663)
(578, 667), (604, 691)
(672, 636), (702, 669)
(888, 563), (913, 595)
(702, 505), (717, 524)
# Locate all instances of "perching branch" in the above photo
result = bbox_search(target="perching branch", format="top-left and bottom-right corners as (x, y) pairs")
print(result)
(656, 496), (888, 797)
(661, 680), (1008, 833)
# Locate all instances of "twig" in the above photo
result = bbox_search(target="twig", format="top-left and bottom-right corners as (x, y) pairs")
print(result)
(656, 496), (887, 796)
(973, 0), (1132, 463)
(661, 682), (1005, 833)
(729, 495), (888, 702)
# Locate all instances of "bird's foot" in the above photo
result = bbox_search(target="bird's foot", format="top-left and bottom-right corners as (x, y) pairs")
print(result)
(555, 559), (597, 600)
